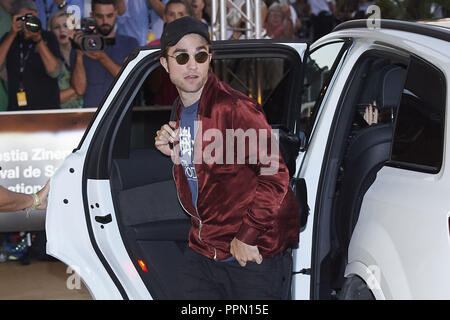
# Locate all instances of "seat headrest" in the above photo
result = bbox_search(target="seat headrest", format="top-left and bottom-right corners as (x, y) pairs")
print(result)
(377, 66), (407, 109)
(358, 59), (390, 105)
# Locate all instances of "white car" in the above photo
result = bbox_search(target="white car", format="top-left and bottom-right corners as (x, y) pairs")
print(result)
(46, 19), (450, 300)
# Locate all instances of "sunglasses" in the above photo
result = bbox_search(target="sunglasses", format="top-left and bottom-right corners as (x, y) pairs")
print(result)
(168, 51), (210, 65)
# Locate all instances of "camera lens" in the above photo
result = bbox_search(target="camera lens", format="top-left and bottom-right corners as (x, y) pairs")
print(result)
(81, 35), (105, 51)
(87, 38), (97, 49)
(24, 15), (42, 33)
(25, 21), (40, 33)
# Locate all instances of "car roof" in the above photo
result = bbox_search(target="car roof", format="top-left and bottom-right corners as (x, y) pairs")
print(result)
(333, 19), (450, 43)
(327, 19), (450, 60)
(418, 18), (450, 29)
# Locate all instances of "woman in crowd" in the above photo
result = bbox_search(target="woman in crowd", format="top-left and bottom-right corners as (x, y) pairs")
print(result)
(48, 10), (84, 108)
(264, 2), (294, 39)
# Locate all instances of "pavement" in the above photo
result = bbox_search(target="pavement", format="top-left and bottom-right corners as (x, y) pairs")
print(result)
(0, 260), (92, 300)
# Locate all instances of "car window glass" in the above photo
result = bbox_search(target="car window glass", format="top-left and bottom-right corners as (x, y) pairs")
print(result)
(211, 58), (289, 124)
(301, 41), (345, 140)
(390, 56), (446, 173)
(351, 58), (407, 129)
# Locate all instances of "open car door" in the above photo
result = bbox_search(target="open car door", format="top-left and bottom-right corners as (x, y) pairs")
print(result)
(46, 40), (310, 299)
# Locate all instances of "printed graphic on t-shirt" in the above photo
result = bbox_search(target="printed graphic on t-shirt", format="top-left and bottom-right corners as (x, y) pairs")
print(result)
(179, 126), (197, 181)
(179, 101), (199, 207)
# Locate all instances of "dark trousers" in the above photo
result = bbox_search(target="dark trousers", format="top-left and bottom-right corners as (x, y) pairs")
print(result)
(178, 247), (293, 300)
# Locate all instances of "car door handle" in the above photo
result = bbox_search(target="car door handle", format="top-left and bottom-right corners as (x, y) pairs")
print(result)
(95, 214), (112, 224)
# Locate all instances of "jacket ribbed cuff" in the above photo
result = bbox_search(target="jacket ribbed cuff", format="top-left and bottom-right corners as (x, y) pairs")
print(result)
(235, 222), (263, 246)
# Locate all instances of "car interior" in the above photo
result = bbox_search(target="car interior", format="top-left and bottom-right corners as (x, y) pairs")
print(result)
(313, 51), (409, 299)
(106, 53), (304, 299)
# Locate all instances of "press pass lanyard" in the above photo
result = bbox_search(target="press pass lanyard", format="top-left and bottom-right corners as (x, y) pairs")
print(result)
(19, 40), (33, 89)
(17, 40), (33, 107)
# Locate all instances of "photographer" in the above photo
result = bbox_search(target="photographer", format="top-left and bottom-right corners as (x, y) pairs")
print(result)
(0, 0), (13, 111)
(71, 0), (138, 108)
(0, 0), (62, 110)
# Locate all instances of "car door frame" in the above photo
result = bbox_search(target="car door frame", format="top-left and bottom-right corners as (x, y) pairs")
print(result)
(290, 37), (354, 300)
(46, 48), (160, 300)
(306, 42), (413, 299)
(47, 41), (310, 300)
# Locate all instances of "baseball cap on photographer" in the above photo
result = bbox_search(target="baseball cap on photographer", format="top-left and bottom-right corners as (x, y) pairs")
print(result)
(160, 16), (211, 50)
(11, 0), (38, 14)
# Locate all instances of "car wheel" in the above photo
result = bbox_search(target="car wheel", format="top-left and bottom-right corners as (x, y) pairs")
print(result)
(339, 275), (375, 300)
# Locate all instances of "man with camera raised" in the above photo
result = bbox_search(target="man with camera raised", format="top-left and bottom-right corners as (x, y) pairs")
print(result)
(70, 0), (138, 108)
(0, 0), (62, 110)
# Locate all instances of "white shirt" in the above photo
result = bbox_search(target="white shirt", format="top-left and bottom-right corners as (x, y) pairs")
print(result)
(307, 0), (334, 16)
(84, 0), (91, 17)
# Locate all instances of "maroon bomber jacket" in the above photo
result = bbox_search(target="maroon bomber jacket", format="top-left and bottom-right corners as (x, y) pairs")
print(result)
(172, 72), (300, 260)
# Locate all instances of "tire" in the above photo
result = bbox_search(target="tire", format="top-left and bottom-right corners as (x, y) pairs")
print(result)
(339, 275), (375, 300)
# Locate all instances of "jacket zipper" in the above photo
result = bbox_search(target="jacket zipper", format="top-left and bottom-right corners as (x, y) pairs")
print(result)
(172, 165), (203, 242)
(171, 114), (218, 259)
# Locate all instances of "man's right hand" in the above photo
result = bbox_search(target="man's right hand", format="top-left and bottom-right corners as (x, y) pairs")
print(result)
(155, 121), (178, 157)
(83, 50), (108, 62)
(230, 237), (263, 267)
(10, 14), (23, 36)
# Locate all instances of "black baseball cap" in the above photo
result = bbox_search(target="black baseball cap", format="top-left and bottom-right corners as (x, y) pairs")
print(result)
(160, 16), (211, 50)
(11, 0), (38, 14)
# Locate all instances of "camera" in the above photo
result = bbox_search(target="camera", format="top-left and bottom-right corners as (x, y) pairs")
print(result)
(16, 14), (42, 33)
(71, 17), (105, 52)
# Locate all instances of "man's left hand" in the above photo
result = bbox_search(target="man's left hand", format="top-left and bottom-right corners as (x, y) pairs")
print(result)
(84, 51), (107, 61)
(230, 237), (263, 267)
(24, 29), (42, 43)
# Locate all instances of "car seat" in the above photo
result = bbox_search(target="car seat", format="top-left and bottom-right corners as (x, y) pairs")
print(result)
(333, 64), (407, 285)
(110, 149), (190, 299)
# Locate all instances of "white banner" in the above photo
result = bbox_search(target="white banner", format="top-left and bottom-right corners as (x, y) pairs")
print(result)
(0, 109), (95, 194)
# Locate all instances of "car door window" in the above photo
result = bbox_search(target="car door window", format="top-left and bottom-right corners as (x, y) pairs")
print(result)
(301, 41), (347, 140)
(129, 53), (300, 150)
(390, 56), (446, 173)
(211, 57), (289, 125)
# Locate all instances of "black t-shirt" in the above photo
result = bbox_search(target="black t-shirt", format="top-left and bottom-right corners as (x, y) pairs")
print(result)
(1, 31), (61, 111)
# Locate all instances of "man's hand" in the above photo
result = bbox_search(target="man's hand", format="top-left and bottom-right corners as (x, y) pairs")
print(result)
(155, 121), (178, 157)
(84, 51), (108, 61)
(230, 237), (263, 267)
(10, 14), (23, 36)
(363, 102), (379, 125)
(24, 28), (42, 43)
